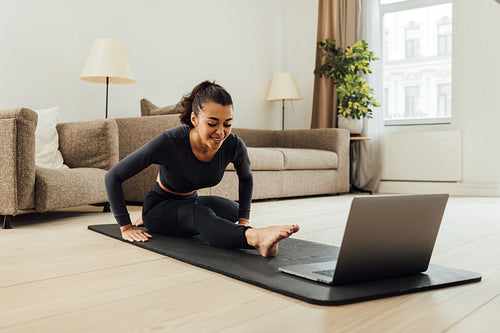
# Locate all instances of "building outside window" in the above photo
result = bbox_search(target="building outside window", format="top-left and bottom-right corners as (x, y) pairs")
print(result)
(437, 19), (452, 56)
(437, 83), (451, 116)
(405, 25), (420, 59)
(381, 0), (452, 125)
(405, 86), (420, 118)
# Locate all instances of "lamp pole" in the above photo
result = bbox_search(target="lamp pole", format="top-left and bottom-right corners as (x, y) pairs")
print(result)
(105, 76), (109, 119)
(282, 99), (285, 130)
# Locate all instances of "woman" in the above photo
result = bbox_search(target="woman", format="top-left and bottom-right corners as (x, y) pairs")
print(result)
(105, 81), (299, 257)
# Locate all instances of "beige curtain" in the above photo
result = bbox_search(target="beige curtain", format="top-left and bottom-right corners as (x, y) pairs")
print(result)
(311, 0), (359, 129)
(351, 0), (384, 193)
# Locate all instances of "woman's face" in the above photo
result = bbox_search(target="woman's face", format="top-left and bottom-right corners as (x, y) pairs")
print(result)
(191, 101), (233, 151)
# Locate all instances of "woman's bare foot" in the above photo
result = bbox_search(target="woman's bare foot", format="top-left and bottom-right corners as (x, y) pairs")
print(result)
(133, 215), (144, 227)
(245, 225), (300, 257)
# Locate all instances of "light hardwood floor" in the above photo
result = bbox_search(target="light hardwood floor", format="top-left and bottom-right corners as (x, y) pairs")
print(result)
(1, 195), (499, 332)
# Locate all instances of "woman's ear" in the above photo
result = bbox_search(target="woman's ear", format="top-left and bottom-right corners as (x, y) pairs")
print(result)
(190, 112), (197, 127)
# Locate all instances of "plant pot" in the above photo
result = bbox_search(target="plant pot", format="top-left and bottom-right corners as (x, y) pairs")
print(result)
(338, 115), (363, 134)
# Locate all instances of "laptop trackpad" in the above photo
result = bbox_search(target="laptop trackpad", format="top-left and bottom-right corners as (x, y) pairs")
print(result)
(279, 261), (337, 283)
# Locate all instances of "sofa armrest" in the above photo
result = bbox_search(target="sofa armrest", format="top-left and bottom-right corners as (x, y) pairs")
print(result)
(57, 119), (119, 170)
(276, 128), (350, 181)
(0, 108), (38, 214)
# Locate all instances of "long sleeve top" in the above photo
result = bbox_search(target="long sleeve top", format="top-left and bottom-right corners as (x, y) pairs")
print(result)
(105, 125), (253, 226)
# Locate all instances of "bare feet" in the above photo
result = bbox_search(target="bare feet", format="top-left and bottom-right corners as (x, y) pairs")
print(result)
(245, 225), (300, 258)
(133, 215), (144, 227)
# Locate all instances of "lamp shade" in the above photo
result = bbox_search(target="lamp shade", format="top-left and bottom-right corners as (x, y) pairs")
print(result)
(80, 38), (135, 84)
(266, 72), (302, 101)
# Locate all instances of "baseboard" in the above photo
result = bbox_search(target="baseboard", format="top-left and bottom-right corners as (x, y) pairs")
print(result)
(377, 181), (500, 197)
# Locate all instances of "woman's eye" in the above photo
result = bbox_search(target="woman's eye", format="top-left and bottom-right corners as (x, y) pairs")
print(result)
(208, 123), (217, 127)
(224, 123), (232, 128)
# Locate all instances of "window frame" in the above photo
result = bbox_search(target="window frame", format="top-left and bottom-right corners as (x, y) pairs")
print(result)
(381, 0), (453, 126)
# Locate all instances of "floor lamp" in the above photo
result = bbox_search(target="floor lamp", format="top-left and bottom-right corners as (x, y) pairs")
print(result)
(266, 72), (302, 130)
(80, 39), (135, 118)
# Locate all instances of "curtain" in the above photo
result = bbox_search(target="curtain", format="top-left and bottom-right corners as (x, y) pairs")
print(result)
(311, 0), (359, 129)
(351, 0), (384, 192)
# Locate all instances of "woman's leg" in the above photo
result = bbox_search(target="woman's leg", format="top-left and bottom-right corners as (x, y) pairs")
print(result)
(244, 225), (300, 257)
(143, 190), (300, 257)
(142, 189), (196, 237)
(193, 196), (300, 256)
(196, 196), (239, 221)
(192, 196), (251, 249)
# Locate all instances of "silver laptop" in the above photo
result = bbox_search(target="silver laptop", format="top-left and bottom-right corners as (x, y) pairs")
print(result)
(279, 194), (449, 285)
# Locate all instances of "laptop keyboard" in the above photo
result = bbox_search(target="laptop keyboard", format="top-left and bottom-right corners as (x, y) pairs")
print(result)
(313, 269), (335, 278)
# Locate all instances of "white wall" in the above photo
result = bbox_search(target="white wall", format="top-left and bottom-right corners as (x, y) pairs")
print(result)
(0, 0), (317, 130)
(278, 0), (318, 130)
(379, 0), (500, 196)
(2, 0), (498, 196)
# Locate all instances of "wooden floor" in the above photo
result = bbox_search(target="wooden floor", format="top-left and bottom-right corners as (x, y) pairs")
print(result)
(1, 195), (499, 332)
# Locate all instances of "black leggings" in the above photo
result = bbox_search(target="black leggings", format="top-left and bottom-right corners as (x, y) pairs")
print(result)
(142, 183), (252, 249)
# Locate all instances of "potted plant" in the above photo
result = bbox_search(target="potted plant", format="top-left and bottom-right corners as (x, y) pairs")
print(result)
(314, 39), (380, 134)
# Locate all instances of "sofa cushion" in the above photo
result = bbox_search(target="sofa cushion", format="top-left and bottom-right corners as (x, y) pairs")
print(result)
(272, 148), (338, 170)
(226, 147), (338, 171)
(140, 98), (182, 117)
(35, 167), (108, 211)
(57, 119), (119, 170)
(34, 106), (68, 169)
(226, 147), (284, 171)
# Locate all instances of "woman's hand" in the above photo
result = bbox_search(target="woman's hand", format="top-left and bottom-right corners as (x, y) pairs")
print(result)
(133, 215), (144, 227)
(120, 224), (152, 242)
(238, 218), (250, 227)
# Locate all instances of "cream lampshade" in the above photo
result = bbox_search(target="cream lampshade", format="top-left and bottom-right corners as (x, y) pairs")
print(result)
(266, 72), (302, 130)
(80, 38), (135, 118)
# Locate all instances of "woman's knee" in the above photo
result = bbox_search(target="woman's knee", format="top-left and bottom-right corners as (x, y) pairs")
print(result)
(142, 204), (191, 236)
(192, 204), (215, 222)
(196, 196), (238, 221)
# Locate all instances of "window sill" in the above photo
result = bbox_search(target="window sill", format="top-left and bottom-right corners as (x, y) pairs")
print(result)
(384, 117), (451, 126)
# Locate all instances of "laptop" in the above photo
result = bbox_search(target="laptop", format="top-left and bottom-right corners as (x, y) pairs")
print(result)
(279, 194), (449, 285)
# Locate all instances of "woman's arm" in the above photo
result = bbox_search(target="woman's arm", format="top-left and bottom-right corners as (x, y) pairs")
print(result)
(238, 217), (250, 226)
(105, 134), (164, 228)
(233, 136), (253, 222)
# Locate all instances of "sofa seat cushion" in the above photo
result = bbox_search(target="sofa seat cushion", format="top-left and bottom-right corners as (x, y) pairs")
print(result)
(35, 167), (108, 211)
(226, 147), (338, 171)
(226, 147), (285, 171)
(272, 148), (338, 170)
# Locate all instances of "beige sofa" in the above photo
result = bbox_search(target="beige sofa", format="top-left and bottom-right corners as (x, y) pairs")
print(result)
(0, 108), (118, 228)
(0, 109), (349, 228)
(115, 114), (350, 204)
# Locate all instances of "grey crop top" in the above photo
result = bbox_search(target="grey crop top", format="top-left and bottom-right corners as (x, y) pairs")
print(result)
(105, 125), (253, 226)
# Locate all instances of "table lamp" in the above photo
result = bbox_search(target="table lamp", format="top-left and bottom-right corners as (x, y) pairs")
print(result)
(266, 72), (302, 130)
(80, 38), (135, 118)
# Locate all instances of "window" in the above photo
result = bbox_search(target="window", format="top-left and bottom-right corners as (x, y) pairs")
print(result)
(381, 0), (452, 125)
(405, 25), (420, 58)
(437, 83), (451, 116)
(405, 86), (420, 118)
(437, 19), (452, 56)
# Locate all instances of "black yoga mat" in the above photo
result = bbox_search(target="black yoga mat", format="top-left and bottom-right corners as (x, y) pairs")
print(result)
(88, 224), (481, 306)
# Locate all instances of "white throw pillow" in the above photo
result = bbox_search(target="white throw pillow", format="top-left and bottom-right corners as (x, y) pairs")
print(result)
(34, 106), (68, 169)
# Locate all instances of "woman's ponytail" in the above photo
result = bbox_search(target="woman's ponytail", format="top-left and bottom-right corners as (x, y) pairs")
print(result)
(179, 80), (233, 127)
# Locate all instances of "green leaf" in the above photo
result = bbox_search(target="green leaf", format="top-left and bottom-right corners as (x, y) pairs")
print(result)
(313, 38), (381, 118)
